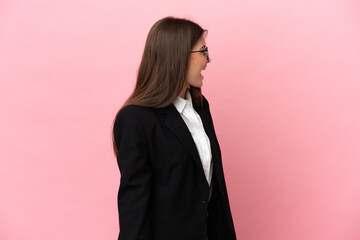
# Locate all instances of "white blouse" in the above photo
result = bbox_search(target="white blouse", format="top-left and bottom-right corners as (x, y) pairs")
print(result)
(173, 91), (213, 186)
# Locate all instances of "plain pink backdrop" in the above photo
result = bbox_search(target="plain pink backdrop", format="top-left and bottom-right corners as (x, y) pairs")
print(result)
(1, 0), (360, 239)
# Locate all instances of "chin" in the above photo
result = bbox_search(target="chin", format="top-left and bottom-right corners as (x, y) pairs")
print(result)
(195, 82), (203, 88)
(188, 76), (204, 88)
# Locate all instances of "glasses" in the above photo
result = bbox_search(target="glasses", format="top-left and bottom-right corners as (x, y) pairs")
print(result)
(191, 46), (210, 62)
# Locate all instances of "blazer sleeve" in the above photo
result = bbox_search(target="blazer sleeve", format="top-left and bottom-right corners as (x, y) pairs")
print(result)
(113, 106), (152, 240)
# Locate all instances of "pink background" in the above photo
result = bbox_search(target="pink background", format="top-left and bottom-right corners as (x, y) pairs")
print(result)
(1, 0), (360, 239)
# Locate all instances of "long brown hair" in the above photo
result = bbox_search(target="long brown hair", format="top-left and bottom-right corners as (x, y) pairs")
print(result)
(112, 17), (207, 155)
(126, 16), (206, 107)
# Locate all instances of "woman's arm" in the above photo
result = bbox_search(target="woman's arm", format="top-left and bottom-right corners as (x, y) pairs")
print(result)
(113, 107), (152, 240)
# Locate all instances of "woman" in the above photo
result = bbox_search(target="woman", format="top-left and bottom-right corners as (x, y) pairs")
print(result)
(112, 17), (236, 240)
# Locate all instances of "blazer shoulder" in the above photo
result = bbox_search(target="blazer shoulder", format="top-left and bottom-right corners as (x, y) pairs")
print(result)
(113, 105), (155, 149)
(116, 105), (154, 120)
(120, 104), (153, 114)
(113, 105), (155, 131)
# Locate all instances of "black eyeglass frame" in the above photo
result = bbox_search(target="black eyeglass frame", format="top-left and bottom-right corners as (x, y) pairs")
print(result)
(190, 47), (210, 62)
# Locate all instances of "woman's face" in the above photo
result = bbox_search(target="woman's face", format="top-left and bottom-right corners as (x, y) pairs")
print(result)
(185, 36), (211, 89)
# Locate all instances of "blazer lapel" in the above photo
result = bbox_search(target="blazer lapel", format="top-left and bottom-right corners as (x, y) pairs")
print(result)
(162, 105), (205, 173)
(156, 104), (212, 190)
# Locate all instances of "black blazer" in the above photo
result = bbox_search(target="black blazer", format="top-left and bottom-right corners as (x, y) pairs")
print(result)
(113, 96), (236, 240)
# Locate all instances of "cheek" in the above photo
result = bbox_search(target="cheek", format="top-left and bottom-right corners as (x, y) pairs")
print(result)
(186, 58), (204, 83)
(188, 66), (201, 80)
(191, 60), (203, 73)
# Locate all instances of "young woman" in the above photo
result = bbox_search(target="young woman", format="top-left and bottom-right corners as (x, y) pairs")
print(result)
(112, 17), (236, 240)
